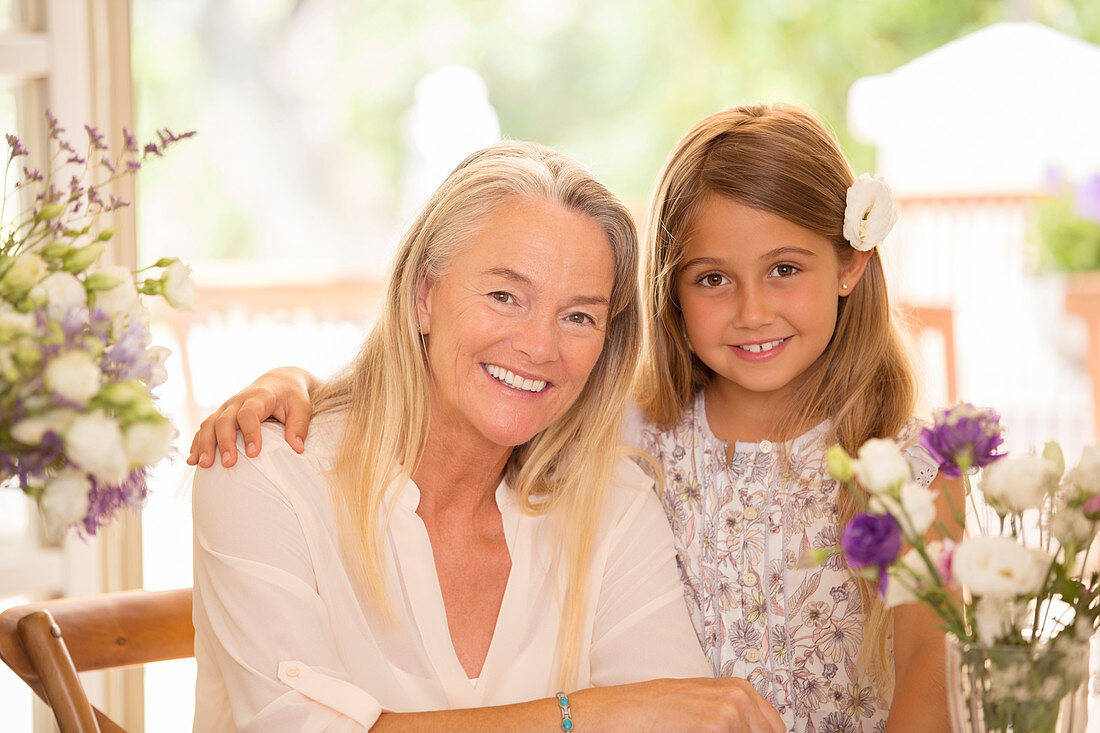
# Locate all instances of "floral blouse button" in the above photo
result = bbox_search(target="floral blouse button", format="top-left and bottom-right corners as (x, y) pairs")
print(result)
(742, 571), (759, 587)
(746, 649), (761, 663)
(743, 506), (759, 520)
(758, 440), (773, 454)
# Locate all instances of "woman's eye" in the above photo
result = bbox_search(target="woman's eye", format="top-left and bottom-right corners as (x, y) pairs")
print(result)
(699, 273), (728, 287)
(770, 264), (798, 278)
(566, 312), (594, 325)
(489, 291), (514, 304)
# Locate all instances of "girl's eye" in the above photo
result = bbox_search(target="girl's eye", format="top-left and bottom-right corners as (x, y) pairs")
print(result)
(489, 291), (514, 304)
(769, 264), (799, 278)
(698, 273), (729, 287)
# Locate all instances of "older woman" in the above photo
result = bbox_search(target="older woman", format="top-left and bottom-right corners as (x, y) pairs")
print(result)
(192, 141), (782, 731)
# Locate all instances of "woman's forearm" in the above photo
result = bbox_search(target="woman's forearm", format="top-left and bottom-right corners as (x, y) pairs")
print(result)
(372, 696), (565, 732)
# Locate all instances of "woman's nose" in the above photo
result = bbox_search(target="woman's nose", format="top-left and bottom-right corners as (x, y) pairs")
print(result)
(511, 314), (560, 363)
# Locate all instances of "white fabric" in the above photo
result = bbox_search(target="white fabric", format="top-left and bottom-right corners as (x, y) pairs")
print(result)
(192, 416), (710, 732)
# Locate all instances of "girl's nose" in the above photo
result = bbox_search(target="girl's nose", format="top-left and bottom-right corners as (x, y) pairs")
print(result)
(735, 286), (775, 329)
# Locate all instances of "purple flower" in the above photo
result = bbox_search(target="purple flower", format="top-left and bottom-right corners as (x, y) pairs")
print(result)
(122, 127), (138, 153)
(99, 157), (115, 173)
(22, 166), (43, 182)
(84, 123), (107, 150)
(1074, 174), (1100, 225)
(143, 142), (162, 158)
(46, 109), (63, 139)
(82, 470), (149, 535)
(841, 512), (902, 570)
(919, 403), (1005, 478)
(6, 133), (27, 157)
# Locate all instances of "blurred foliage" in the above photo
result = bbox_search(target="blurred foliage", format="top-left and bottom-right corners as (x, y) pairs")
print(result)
(1034, 190), (1100, 272)
(132, 0), (1100, 261)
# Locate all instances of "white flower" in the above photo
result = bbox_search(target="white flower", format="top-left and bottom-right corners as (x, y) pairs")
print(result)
(29, 271), (87, 312)
(1069, 445), (1100, 492)
(110, 300), (152, 341)
(0, 252), (48, 291)
(973, 596), (1020, 646)
(883, 547), (930, 608)
(854, 438), (911, 494)
(144, 345), (171, 388)
(982, 455), (1059, 514)
(64, 411), (129, 485)
(0, 303), (35, 335)
(843, 174), (898, 251)
(10, 409), (77, 445)
(161, 260), (195, 309)
(41, 468), (91, 537)
(92, 265), (139, 318)
(43, 350), (101, 405)
(871, 481), (937, 538)
(953, 535), (1051, 597)
(1051, 502), (1094, 548)
(124, 419), (177, 467)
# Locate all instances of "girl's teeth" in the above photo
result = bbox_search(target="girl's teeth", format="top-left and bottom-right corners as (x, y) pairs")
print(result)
(486, 364), (547, 393)
(738, 339), (785, 354)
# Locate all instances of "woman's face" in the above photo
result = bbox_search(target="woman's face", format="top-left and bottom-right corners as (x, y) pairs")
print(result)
(416, 195), (615, 454)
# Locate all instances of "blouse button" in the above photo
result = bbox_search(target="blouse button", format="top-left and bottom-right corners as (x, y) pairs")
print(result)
(746, 649), (761, 663)
(758, 440), (773, 454)
(743, 506), (758, 521)
(285, 665), (301, 678)
(742, 571), (759, 587)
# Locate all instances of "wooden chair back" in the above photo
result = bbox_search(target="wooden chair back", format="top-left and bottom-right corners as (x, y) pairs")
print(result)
(0, 588), (194, 733)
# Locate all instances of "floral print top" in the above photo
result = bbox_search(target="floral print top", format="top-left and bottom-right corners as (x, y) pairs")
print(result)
(628, 391), (938, 733)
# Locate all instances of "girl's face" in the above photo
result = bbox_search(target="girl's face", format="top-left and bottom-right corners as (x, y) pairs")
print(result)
(676, 193), (870, 408)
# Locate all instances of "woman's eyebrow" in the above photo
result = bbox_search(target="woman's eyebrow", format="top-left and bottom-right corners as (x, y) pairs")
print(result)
(484, 266), (608, 307)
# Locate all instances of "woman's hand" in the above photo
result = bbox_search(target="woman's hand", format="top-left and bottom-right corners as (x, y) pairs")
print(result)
(571, 677), (785, 733)
(187, 367), (319, 468)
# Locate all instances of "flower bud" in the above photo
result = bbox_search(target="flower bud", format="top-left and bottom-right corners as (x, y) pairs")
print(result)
(84, 271), (125, 292)
(1043, 441), (1065, 479)
(39, 241), (72, 259)
(61, 242), (106, 273)
(95, 227), (116, 242)
(0, 252), (49, 293)
(826, 445), (855, 482)
(35, 202), (64, 221)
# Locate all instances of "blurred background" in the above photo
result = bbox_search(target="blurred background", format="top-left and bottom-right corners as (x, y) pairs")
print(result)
(3, 0), (1100, 729)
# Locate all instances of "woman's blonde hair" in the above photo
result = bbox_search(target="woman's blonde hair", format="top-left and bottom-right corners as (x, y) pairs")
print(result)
(636, 103), (917, 692)
(314, 140), (640, 688)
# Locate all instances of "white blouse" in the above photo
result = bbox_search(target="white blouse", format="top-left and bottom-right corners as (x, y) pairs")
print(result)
(192, 417), (710, 732)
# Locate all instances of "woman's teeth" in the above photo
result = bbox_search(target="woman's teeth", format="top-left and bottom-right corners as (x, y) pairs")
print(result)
(486, 364), (547, 393)
(737, 338), (786, 354)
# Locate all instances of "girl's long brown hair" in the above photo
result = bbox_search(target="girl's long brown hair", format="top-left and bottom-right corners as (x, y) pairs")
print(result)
(636, 103), (917, 692)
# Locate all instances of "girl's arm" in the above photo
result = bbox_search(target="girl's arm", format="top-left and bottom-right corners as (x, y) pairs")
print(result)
(187, 366), (319, 467)
(886, 472), (962, 733)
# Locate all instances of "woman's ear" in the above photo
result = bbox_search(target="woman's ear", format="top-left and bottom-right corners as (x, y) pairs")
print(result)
(415, 276), (434, 335)
(838, 248), (875, 297)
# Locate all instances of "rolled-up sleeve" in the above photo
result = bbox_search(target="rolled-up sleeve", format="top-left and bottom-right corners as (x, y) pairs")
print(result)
(587, 463), (712, 685)
(192, 452), (380, 732)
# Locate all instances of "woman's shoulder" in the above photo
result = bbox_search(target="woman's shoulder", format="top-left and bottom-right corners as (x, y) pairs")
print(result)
(192, 411), (346, 513)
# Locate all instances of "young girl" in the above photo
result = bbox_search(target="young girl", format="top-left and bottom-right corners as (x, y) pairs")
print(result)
(190, 104), (955, 732)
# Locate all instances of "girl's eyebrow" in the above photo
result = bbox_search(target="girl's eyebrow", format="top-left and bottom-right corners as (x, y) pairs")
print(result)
(680, 246), (819, 272)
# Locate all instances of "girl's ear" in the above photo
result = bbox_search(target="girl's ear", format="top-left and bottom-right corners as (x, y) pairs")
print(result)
(415, 275), (434, 335)
(838, 249), (875, 297)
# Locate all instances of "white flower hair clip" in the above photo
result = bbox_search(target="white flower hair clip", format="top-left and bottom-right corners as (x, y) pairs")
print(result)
(843, 173), (898, 252)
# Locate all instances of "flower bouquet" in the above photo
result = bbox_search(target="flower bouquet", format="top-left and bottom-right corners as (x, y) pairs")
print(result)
(0, 111), (195, 538)
(824, 404), (1097, 733)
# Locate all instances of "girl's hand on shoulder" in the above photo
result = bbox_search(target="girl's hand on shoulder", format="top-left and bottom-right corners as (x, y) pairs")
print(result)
(187, 367), (319, 468)
(575, 677), (785, 733)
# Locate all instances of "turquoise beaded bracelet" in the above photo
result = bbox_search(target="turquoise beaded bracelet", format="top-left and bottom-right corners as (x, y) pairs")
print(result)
(555, 691), (574, 731)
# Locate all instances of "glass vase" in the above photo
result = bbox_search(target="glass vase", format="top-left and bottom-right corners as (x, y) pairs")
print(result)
(945, 634), (1090, 733)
